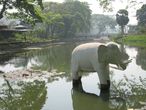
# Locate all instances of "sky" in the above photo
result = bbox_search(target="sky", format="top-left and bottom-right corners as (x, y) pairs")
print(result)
(43, 0), (146, 25)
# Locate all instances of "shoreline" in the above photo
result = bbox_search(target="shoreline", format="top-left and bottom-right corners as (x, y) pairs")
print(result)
(0, 37), (110, 55)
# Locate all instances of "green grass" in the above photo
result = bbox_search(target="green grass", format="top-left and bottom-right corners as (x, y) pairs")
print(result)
(14, 33), (51, 43)
(116, 34), (146, 47)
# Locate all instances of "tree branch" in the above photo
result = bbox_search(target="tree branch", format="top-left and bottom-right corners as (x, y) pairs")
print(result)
(0, 0), (8, 19)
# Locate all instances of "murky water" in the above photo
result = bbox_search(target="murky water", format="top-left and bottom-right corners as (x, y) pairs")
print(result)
(0, 43), (146, 110)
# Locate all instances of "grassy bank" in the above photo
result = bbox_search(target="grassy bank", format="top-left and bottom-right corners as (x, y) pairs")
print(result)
(116, 34), (146, 47)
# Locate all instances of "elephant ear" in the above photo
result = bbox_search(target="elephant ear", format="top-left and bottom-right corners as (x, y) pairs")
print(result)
(98, 45), (108, 63)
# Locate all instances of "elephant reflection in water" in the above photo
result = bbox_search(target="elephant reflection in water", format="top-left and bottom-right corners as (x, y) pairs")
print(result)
(71, 42), (130, 90)
(72, 81), (127, 110)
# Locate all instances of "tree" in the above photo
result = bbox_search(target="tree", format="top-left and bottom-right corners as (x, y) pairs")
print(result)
(98, 0), (113, 11)
(0, 0), (44, 23)
(61, 1), (91, 37)
(136, 4), (146, 33)
(42, 1), (91, 37)
(91, 14), (117, 36)
(98, 0), (144, 12)
(43, 12), (63, 37)
(116, 9), (129, 35)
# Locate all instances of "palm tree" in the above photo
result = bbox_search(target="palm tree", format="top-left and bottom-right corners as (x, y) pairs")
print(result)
(116, 9), (129, 36)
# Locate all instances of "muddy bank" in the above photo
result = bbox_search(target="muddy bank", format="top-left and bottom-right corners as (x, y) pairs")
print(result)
(0, 69), (66, 81)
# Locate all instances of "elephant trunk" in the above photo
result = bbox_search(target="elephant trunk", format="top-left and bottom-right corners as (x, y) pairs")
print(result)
(118, 59), (132, 70)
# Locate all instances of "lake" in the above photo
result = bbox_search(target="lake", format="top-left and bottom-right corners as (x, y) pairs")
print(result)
(0, 42), (146, 110)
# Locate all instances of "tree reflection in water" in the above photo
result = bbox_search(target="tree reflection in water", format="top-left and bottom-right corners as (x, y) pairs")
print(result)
(111, 75), (146, 110)
(0, 44), (75, 73)
(0, 78), (47, 110)
(136, 48), (146, 70)
(0, 44), (146, 110)
(72, 75), (146, 110)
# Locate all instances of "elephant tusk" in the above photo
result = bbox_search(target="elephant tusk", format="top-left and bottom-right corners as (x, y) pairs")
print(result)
(109, 59), (132, 70)
(123, 59), (132, 64)
(109, 65), (123, 70)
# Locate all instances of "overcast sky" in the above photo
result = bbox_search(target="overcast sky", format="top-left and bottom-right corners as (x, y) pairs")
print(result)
(43, 0), (146, 25)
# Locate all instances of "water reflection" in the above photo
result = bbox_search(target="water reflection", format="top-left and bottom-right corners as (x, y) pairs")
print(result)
(72, 74), (128, 110)
(119, 44), (129, 61)
(0, 79), (47, 110)
(111, 75), (146, 110)
(136, 47), (146, 70)
(1, 74), (146, 110)
(0, 43), (146, 110)
(30, 44), (74, 73)
(72, 73), (146, 110)
(72, 81), (111, 110)
(0, 44), (75, 73)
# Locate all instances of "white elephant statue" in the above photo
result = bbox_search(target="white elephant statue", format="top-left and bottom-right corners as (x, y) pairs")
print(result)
(71, 42), (130, 90)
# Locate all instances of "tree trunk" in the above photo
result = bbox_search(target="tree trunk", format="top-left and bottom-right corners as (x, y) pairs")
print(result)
(121, 25), (124, 36)
(0, 0), (8, 19)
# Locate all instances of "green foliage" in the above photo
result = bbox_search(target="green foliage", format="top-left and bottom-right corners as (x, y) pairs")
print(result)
(136, 4), (146, 33)
(0, 0), (44, 23)
(14, 32), (50, 43)
(116, 9), (129, 26)
(116, 9), (129, 35)
(1, 1), (91, 41)
(43, 11), (64, 37)
(42, 1), (91, 37)
(116, 34), (146, 47)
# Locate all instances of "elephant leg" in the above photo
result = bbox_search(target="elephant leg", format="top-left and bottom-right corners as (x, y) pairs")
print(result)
(71, 70), (82, 86)
(95, 65), (110, 90)
(73, 76), (82, 87)
(93, 64), (107, 85)
(98, 71), (110, 90)
(71, 63), (81, 86)
(97, 72), (108, 85)
(94, 66), (110, 90)
(71, 64), (80, 80)
(99, 79), (110, 90)
(103, 65), (110, 87)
